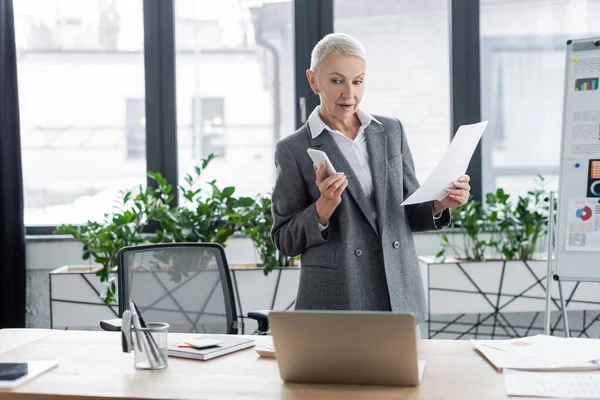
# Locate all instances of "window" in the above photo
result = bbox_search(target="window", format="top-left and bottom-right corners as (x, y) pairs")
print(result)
(480, 0), (600, 196)
(334, 0), (451, 183)
(192, 97), (226, 159)
(15, 0), (146, 226)
(126, 98), (146, 159)
(175, 0), (295, 197)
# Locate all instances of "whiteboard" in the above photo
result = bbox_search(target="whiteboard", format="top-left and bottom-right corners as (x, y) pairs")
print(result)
(555, 37), (600, 281)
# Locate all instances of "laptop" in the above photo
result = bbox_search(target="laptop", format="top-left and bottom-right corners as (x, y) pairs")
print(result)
(268, 311), (425, 386)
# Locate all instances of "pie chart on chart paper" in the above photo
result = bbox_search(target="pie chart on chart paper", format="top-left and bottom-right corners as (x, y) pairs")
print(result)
(576, 206), (593, 221)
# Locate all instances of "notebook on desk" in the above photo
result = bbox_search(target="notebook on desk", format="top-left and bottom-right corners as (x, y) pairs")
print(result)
(168, 335), (254, 361)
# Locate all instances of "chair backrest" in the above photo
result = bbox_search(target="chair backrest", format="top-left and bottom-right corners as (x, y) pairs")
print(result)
(117, 243), (238, 334)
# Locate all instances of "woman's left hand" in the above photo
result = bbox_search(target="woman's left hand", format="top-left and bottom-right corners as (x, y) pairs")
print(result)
(433, 175), (471, 214)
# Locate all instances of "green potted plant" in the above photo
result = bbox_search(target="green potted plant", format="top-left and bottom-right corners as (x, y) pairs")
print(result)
(141, 154), (255, 282)
(424, 177), (554, 339)
(240, 193), (298, 275)
(437, 176), (550, 262)
(52, 154), (241, 306)
(150, 155), (243, 246)
(53, 182), (165, 304)
(436, 198), (493, 262)
(485, 177), (549, 261)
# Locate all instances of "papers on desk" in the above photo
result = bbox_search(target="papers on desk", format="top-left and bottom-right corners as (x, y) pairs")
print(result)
(472, 335), (600, 371)
(401, 121), (488, 206)
(418, 360), (426, 382)
(473, 335), (600, 398)
(504, 370), (600, 399)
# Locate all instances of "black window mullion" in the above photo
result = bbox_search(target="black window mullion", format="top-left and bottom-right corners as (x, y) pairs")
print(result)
(294, 0), (333, 130)
(143, 0), (178, 206)
(450, 0), (482, 203)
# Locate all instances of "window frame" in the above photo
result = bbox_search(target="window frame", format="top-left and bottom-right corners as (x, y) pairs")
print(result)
(26, 0), (485, 234)
(294, 0), (333, 129)
(450, 0), (483, 203)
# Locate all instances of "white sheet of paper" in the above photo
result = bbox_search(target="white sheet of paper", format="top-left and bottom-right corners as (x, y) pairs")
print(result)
(418, 360), (426, 382)
(503, 369), (600, 399)
(476, 335), (600, 367)
(401, 121), (488, 206)
(472, 340), (600, 371)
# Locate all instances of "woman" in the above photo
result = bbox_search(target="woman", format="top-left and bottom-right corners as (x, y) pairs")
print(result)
(270, 33), (470, 327)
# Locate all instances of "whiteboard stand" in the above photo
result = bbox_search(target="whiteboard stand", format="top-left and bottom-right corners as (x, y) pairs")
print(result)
(555, 275), (571, 337)
(544, 191), (571, 337)
(544, 191), (556, 336)
(552, 275), (600, 337)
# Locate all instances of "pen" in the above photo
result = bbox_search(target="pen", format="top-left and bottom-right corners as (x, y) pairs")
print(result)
(132, 301), (148, 328)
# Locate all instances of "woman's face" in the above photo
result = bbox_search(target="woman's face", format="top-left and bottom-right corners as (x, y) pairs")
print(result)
(307, 55), (366, 122)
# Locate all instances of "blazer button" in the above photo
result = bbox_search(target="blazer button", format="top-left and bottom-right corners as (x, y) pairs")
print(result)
(355, 249), (363, 257)
(393, 241), (400, 249)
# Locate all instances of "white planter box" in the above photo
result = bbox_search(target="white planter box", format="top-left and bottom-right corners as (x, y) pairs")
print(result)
(49, 266), (118, 330)
(420, 256), (600, 315)
(419, 256), (600, 339)
(49, 265), (300, 333)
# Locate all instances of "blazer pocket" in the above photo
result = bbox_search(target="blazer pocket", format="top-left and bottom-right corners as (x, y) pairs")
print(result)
(300, 245), (338, 270)
(300, 264), (338, 271)
(387, 154), (403, 168)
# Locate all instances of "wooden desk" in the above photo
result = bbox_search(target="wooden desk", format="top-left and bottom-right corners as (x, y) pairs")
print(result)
(0, 329), (522, 399)
(0, 329), (61, 354)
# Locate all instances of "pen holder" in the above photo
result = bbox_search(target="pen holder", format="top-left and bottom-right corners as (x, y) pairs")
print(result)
(121, 311), (169, 370)
(132, 322), (169, 370)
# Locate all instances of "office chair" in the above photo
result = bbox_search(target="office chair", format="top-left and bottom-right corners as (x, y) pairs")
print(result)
(100, 242), (269, 335)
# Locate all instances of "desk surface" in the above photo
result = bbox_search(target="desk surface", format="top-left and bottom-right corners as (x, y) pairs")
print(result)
(0, 329), (524, 400)
(0, 329), (61, 354)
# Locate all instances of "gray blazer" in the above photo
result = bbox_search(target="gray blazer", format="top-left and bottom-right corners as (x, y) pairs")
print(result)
(270, 115), (450, 323)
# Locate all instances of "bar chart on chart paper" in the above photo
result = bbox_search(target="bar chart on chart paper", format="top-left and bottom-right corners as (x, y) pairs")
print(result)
(575, 77), (599, 91)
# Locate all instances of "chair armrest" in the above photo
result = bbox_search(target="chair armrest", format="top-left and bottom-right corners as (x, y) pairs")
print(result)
(247, 310), (271, 335)
(100, 318), (122, 332)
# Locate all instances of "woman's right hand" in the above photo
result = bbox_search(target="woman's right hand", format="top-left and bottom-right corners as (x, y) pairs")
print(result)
(314, 161), (348, 225)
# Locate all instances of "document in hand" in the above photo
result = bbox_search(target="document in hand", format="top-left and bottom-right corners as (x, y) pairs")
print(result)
(472, 335), (600, 371)
(401, 121), (488, 206)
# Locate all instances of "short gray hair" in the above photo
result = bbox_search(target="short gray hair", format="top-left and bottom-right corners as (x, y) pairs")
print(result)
(310, 33), (367, 72)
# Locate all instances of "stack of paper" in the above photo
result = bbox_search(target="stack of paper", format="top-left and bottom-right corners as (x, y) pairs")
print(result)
(472, 334), (600, 371)
(473, 335), (600, 398)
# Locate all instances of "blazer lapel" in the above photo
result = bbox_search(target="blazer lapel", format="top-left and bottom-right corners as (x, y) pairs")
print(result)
(308, 127), (379, 235)
(365, 123), (387, 237)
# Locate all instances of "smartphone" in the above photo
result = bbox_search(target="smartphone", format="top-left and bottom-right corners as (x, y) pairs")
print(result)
(307, 148), (337, 177)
